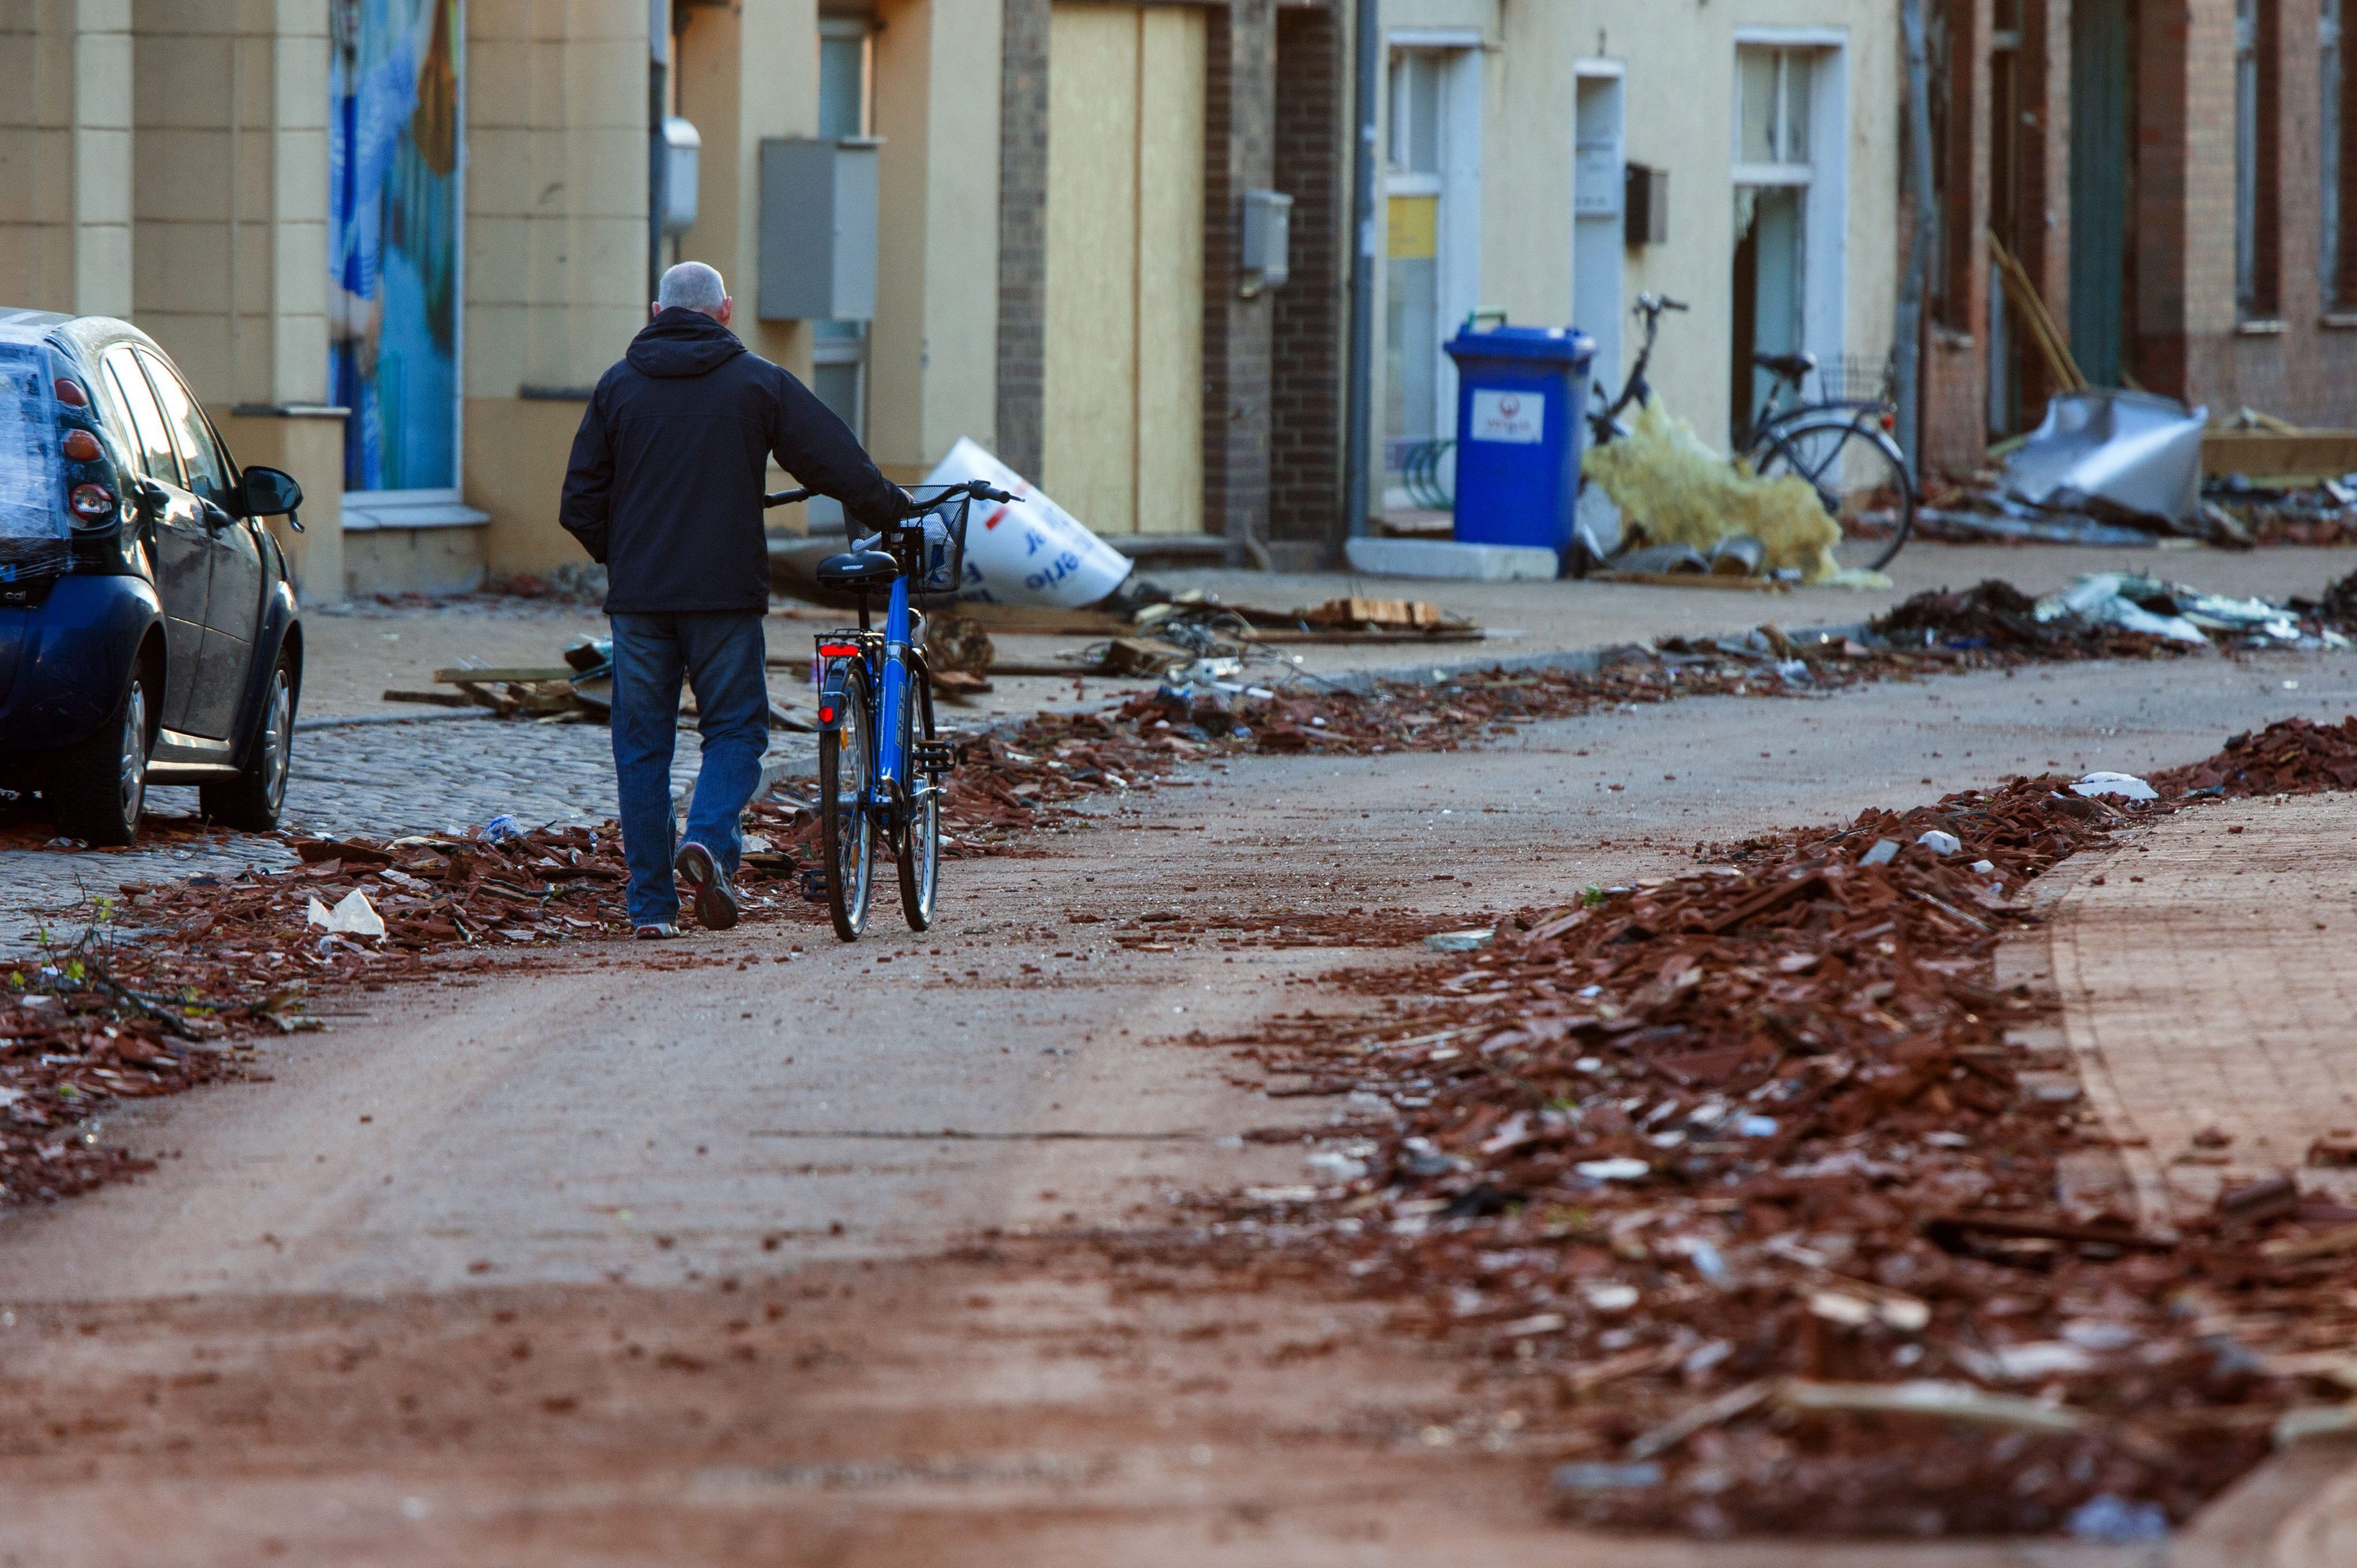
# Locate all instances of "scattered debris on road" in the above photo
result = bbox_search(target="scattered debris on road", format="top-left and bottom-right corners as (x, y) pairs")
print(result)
(1178, 716), (2357, 1538)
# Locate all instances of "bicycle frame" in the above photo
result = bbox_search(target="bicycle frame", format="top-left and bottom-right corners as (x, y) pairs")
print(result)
(812, 485), (985, 847)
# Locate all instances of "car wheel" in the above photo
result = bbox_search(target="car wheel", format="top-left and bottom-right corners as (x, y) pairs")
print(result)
(201, 649), (296, 832)
(52, 661), (152, 847)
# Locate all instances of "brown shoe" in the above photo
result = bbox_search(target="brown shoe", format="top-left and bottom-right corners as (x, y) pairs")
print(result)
(673, 841), (740, 930)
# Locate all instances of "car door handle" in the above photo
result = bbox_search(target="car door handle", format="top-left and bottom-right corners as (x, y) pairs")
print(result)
(199, 501), (234, 532)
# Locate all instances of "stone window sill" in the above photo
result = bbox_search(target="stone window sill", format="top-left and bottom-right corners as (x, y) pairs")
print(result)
(2236, 318), (2288, 337)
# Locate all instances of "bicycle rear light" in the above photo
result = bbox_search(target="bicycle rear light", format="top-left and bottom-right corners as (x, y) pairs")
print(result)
(818, 643), (861, 657)
(818, 704), (837, 724)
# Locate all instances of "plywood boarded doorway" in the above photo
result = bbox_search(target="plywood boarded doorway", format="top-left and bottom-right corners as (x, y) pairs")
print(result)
(1043, 2), (1207, 536)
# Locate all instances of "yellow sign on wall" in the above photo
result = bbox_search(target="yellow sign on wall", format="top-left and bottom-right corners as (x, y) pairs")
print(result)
(1388, 194), (1438, 260)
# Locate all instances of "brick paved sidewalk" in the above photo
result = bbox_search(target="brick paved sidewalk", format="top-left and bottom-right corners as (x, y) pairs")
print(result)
(2052, 793), (2357, 1226)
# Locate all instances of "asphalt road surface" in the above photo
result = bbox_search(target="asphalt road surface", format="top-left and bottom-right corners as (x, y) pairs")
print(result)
(0, 646), (2348, 1566)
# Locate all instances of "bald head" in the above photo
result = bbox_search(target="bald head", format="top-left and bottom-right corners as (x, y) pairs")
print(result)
(655, 261), (731, 323)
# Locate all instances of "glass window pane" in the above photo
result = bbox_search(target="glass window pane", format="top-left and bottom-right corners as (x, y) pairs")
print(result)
(2328, 14), (2344, 302)
(1740, 50), (1778, 164)
(102, 348), (180, 487)
(1385, 255), (1439, 440)
(819, 34), (867, 140)
(1407, 54), (1441, 174)
(813, 360), (863, 441)
(142, 352), (231, 506)
(1781, 53), (1811, 163)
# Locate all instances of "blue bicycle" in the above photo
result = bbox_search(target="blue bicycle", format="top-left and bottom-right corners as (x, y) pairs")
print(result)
(775, 478), (1013, 940)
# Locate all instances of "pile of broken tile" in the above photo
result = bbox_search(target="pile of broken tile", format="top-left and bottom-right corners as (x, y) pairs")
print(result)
(1181, 718), (2357, 1539)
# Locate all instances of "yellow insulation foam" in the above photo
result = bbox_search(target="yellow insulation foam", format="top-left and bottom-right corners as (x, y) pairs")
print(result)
(1582, 397), (1844, 583)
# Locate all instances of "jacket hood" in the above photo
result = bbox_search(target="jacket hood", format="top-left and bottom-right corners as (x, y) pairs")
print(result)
(626, 307), (748, 379)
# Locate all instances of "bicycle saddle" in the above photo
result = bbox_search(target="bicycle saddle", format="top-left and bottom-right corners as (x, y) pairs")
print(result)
(1755, 351), (1817, 381)
(815, 549), (899, 589)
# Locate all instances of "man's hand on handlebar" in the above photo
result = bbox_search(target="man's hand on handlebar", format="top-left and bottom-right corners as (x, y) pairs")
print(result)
(762, 478), (1017, 513)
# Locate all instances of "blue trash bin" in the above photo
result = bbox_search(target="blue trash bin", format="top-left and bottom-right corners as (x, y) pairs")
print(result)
(1443, 321), (1595, 566)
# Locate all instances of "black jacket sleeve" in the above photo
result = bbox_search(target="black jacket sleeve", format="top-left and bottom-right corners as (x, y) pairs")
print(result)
(765, 365), (906, 539)
(558, 386), (615, 563)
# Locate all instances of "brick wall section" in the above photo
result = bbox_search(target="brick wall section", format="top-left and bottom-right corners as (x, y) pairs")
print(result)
(1268, 2), (1341, 551)
(995, 0), (1050, 479)
(1925, 0), (2357, 476)
(1200, 0), (1275, 555)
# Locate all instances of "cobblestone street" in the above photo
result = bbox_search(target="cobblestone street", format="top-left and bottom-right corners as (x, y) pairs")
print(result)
(1, 716), (821, 955)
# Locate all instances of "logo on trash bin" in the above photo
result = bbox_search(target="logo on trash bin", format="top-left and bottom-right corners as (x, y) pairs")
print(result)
(1470, 389), (1544, 445)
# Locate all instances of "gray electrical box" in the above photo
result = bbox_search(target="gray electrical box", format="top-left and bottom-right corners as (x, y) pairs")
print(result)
(1624, 163), (1668, 247)
(1240, 188), (1291, 295)
(758, 137), (880, 322)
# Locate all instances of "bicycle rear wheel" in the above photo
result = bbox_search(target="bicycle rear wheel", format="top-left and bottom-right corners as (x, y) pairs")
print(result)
(819, 663), (875, 941)
(897, 670), (940, 932)
(1749, 414), (1914, 575)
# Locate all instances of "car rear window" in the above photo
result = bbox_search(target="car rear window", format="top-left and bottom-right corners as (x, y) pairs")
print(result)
(0, 344), (66, 578)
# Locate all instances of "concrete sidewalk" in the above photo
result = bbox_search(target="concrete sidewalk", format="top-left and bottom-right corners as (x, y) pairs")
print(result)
(295, 540), (2357, 722)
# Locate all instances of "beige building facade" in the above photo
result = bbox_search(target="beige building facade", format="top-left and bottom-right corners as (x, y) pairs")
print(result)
(2, 0), (1904, 600)
(1363, 0), (1904, 509)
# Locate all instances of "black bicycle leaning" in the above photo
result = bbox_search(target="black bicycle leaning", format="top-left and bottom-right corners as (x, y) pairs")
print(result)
(1586, 293), (1915, 574)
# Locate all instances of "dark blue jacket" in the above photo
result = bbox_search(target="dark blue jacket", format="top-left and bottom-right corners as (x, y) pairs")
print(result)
(560, 308), (902, 614)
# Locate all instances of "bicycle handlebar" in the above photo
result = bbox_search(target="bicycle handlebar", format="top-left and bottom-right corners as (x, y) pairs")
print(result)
(1635, 293), (1690, 317)
(763, 479), (1017, 513)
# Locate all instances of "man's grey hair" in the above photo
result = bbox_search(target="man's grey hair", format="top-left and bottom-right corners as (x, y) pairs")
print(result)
(657, 261), (728, 315)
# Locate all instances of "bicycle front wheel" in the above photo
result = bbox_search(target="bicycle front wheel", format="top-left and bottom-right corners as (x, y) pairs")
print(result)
(819, 663), (875, 941)
(1749, 414), (1914, 575)
(897, 670), (940, 932)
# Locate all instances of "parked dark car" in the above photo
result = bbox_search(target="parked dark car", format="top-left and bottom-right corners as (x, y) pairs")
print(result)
(0, 310), (306, 845)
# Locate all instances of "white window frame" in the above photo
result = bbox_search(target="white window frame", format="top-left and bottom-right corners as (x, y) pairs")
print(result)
(1730, 32), (1848, 403)
(1383, 33), (1482, 449)
(1572, 60), (1626, 390)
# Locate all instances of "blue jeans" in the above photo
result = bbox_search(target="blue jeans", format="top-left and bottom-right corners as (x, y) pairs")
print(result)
(609, 611), (770, 927)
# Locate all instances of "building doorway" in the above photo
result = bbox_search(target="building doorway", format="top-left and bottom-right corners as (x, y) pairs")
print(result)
(1730, 42), (1832, 447)
(1382, 38), (1479, 508)
(1042, 1), (1205, 535)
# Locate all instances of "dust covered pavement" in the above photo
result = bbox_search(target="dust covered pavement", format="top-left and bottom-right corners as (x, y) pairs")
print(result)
(4, 593), (2357, 1558)
(1174, 718), (2357, 1539)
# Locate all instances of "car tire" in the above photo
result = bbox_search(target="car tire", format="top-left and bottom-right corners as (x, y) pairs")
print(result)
(201, 648), (296, 832)
(51, 660), (154, 848)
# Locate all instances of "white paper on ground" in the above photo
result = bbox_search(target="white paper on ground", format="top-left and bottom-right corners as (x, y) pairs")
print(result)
(922, 437), (1132, 608)
(306, 888), (387, 937)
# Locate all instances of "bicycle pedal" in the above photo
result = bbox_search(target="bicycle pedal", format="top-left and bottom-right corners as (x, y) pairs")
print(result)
(914, 741), (959, 772)
(796, 867), (827, 902)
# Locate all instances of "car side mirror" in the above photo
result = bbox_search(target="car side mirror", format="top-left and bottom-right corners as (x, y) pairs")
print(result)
(238, 466), (306, 532)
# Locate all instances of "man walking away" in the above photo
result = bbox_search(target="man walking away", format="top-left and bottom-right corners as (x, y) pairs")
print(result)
(561, 261), (904, 938)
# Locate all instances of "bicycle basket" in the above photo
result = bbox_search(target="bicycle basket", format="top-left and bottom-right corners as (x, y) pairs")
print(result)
(909, 501), (968, 595)
(1819, 354), (1897, 408)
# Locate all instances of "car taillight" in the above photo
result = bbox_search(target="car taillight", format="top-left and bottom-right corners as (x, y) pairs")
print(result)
(54, 379), (88, 409)
(62, 429), (100, 461)
(70, 483), (115, 520)
(818, 704), (837, 724)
